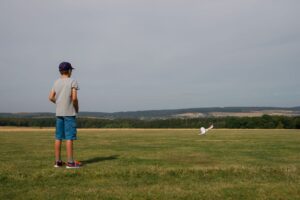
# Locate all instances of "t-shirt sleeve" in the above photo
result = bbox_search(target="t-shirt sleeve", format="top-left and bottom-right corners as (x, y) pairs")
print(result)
(71, 80), (79, 90)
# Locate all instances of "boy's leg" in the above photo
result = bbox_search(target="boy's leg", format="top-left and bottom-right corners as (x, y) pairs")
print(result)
(66, 139), (81, 168)
(55, 117), (65, 164)
(66, 140), (74, 163)
(64, 116), (79, 166)
(55, 140), (62, 161)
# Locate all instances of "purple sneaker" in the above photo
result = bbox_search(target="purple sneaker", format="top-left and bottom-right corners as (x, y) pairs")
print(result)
(66, 161), (81, 169)
(54, 160), (64, 168)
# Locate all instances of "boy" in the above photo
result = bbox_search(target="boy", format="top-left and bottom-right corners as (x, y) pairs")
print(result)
(49, 61), (81, 168)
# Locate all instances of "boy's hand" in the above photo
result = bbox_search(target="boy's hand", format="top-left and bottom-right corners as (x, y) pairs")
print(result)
(72, 88), (79, 113)
(73, 100), (79, 113)
(49, 90), (56, 104)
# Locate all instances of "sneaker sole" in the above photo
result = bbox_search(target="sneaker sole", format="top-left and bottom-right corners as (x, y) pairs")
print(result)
(66, 166), (80, 169)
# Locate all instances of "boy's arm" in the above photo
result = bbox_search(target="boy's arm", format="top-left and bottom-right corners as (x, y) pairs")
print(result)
(48, 90), (56, 104)
(72, 88), (79, 113)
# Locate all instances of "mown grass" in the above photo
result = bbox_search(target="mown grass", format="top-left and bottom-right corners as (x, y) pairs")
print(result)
(0, 129), (300, 199)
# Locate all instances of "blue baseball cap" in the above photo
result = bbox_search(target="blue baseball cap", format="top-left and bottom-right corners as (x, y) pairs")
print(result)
(59, 62), (74, 71)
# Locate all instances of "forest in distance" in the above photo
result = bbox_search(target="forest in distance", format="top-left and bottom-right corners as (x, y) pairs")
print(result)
(1, 115), (300, 129)
(1, 106), (300, 119)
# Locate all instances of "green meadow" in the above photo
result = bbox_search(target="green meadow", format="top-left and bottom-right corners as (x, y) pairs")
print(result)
(0, 128), (300, 199)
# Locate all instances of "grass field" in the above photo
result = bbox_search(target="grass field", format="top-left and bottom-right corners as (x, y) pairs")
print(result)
(1, 128), (300, 199)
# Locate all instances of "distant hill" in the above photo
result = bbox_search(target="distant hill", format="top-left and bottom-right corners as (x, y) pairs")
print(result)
(1, 107), (300, 119)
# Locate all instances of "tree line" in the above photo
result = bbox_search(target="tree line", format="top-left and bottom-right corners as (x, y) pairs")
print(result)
(0, 115), (300, 129)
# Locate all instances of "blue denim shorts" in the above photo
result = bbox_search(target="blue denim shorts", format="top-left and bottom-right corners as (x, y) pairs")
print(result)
(56, 116), (77, 140)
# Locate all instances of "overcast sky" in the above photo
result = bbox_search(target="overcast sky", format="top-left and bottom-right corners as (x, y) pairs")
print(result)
(0, 0), (299, 113)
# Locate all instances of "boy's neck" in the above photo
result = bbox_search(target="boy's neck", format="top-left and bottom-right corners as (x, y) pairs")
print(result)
(61, 74), (71, 79)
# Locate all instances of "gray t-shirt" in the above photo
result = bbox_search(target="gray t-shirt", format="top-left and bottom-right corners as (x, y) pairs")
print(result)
(52, 78), (79, 116)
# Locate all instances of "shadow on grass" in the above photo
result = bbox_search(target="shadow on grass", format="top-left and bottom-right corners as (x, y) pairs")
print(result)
(81, 155), (119, 165)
